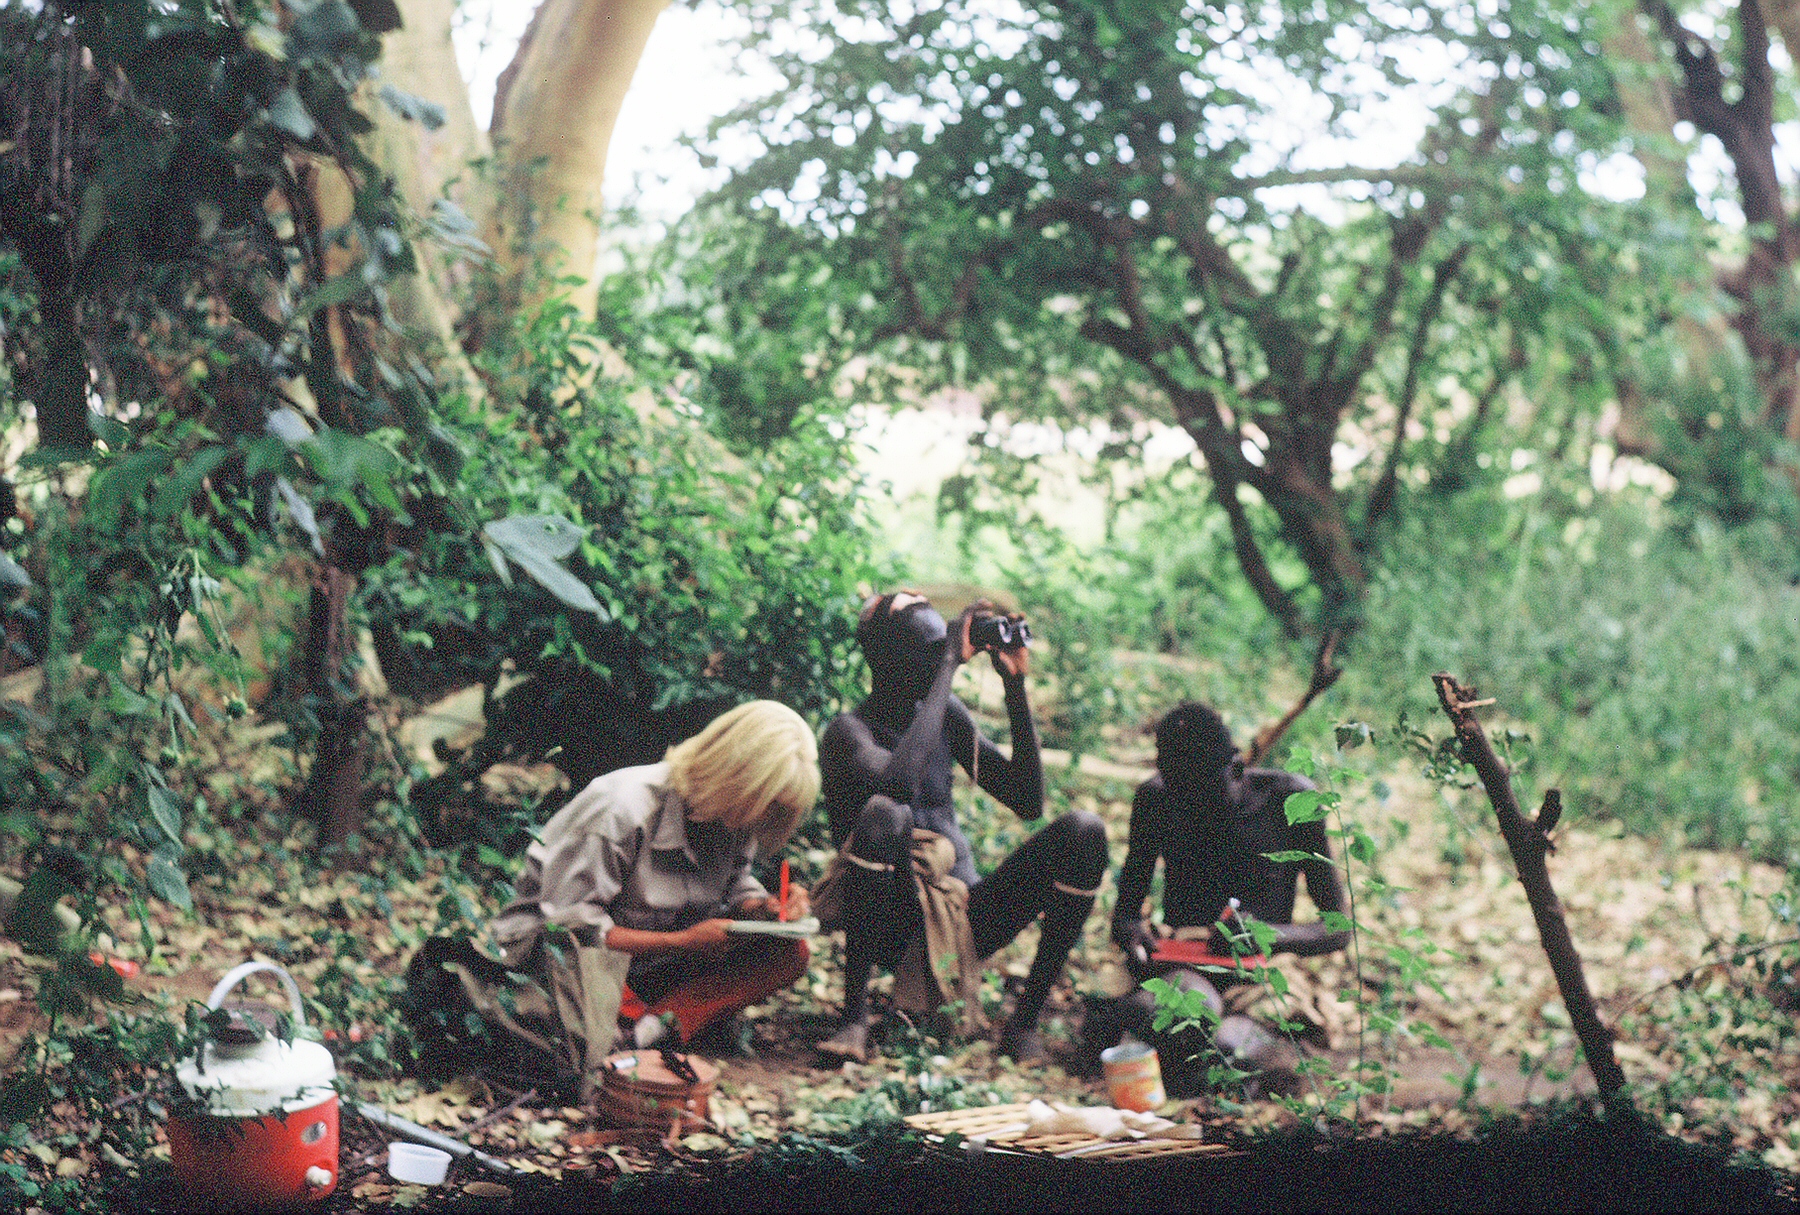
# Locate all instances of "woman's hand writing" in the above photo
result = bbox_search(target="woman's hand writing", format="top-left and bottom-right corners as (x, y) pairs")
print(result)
(679, 919), (734, 954)
(738, 886), (812, 922)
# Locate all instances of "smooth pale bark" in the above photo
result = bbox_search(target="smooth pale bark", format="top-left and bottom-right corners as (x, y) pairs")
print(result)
(487, 0), (672, 313)
(378, 0), (490, 213)
(364, 0), (490, 396)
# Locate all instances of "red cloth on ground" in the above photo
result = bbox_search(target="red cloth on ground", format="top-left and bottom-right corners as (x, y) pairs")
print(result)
(618, 939), (810, 1042)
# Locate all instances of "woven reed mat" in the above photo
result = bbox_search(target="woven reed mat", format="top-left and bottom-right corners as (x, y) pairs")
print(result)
(903, 1103), (1234, 1162)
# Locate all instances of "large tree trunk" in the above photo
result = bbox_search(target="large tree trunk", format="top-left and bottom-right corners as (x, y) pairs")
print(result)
(378, 0), (490, 217)
(486, 0), (671, 314)
(1646, 0), (1800, 443)
(299, 563), (370, 851)
(1604, 6), (1726, 456)
(366, 0), (674, 349)
(358, 0), (493, 397)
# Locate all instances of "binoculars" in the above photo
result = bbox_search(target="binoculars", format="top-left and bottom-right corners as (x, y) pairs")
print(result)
(969, 612), (1032, 651)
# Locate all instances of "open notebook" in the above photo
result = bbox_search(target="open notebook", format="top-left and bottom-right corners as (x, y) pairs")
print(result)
(726, 916), (820, 939)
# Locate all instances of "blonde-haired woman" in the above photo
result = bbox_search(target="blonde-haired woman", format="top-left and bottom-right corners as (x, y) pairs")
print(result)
(487, 700), (818, 1091)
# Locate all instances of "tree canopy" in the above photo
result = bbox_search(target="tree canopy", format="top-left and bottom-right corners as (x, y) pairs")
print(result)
(624, 0), (1765, 638)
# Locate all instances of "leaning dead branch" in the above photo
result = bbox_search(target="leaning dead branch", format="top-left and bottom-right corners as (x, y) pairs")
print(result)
(1431, 672), (1629, 1112)
(1243, 630), (1343, 767)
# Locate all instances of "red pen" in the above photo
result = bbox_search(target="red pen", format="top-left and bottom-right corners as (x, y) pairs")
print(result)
(779, 859), (790, 923)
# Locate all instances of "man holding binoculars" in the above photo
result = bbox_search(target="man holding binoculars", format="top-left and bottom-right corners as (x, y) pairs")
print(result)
(812, 591), (1108, 1063)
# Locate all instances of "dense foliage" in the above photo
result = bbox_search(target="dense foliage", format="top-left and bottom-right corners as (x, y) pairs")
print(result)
(619, 0), (1704, 639)
(362, 288), (881, 847)
(2, 0), (1799, 1208)
(0, 2), (882, 1171)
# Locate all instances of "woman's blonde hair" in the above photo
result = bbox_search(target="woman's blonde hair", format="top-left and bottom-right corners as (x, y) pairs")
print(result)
(664, 700), (820, 851)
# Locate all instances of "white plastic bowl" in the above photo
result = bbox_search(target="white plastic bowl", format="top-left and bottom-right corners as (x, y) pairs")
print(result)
(387, 1142), (452, 1185)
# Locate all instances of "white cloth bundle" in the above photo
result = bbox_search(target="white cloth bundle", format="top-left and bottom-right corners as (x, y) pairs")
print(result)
(964, 1100), (1204, 1149)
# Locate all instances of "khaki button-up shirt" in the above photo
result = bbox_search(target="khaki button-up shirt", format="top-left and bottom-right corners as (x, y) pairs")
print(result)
(489, 762), (767, 957)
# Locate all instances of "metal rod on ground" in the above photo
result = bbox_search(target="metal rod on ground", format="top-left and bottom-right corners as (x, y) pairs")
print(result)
(356, 1101), (520, 1176)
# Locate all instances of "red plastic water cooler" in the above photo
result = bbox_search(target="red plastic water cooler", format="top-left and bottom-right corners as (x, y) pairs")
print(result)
(167, 961), (339, 1209)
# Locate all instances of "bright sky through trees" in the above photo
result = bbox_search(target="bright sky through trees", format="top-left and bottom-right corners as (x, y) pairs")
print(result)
(445, 0), (1800, 240)
(447, 0), (1674, 224)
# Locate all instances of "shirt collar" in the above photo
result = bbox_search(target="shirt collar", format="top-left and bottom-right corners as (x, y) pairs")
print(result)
(649, 784), (700, 864)
(649, 783), (759, 866)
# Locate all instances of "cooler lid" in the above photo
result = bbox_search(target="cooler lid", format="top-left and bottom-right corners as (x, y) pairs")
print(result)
(176, 1036), (337, 1115)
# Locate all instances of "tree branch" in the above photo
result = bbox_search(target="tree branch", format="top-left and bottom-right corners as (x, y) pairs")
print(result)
(1327, 212), (1443, 411)
(870, 225), (1017, 343)
(873, 195), (1121, 343)
(1223, 164), (1466, 195)
(1736, 0), (1775, 133)
(1431, 673), (1629, 1112)
(1157, 174), (1263, 311)
(1644, 0), (1745, 149)
(1208, 464), (1303, 639)
(1244, 630), (1343, 765)
(1364, 242), (1472, 535)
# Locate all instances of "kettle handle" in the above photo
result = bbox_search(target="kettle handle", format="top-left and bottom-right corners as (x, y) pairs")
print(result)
(207, 960), (308, 1029)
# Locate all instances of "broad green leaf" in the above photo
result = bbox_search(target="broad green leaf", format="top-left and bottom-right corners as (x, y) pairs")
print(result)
(62, 951), (124, 1003)
(347, 0), (403, 34)
(274, 478), (324, 556)
(146, 850), (192, 911)
(266, 87), (317, 141)
(294, 272), (368, 320)
(290, 0), (363, 59)
(1282, 789), (1329, 824)
(378, 83), (445, 131)
(263, 409), (314, 446)
(75, 183), (107, 258)
(106, 675), (159, 719)
(0, 809), (42, 843)
(480, 537), (514, 588)
(87, 412), (130, 449)
(148, 785), (184, 848)
(3, 868), (75, 953)
(88, 447), (175, 523)
(482, 516), (606, 617)
(425, 198), (490, 255)
(483, 514), (587, 562)
(150, 446), (229, 520)
(303, 428), (398, 495)
(1321, 911), (1355, 933)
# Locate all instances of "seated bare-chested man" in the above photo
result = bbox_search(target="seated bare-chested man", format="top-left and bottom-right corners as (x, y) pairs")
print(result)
(814, 591), (1108, 1063)
(1101, 701), (1350, 1088)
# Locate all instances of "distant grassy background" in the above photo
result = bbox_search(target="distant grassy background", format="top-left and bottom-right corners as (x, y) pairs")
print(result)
(866, 420), (1800, 866)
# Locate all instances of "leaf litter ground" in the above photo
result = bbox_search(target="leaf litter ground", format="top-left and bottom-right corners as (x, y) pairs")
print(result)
(3, 691), (1798, 1208)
